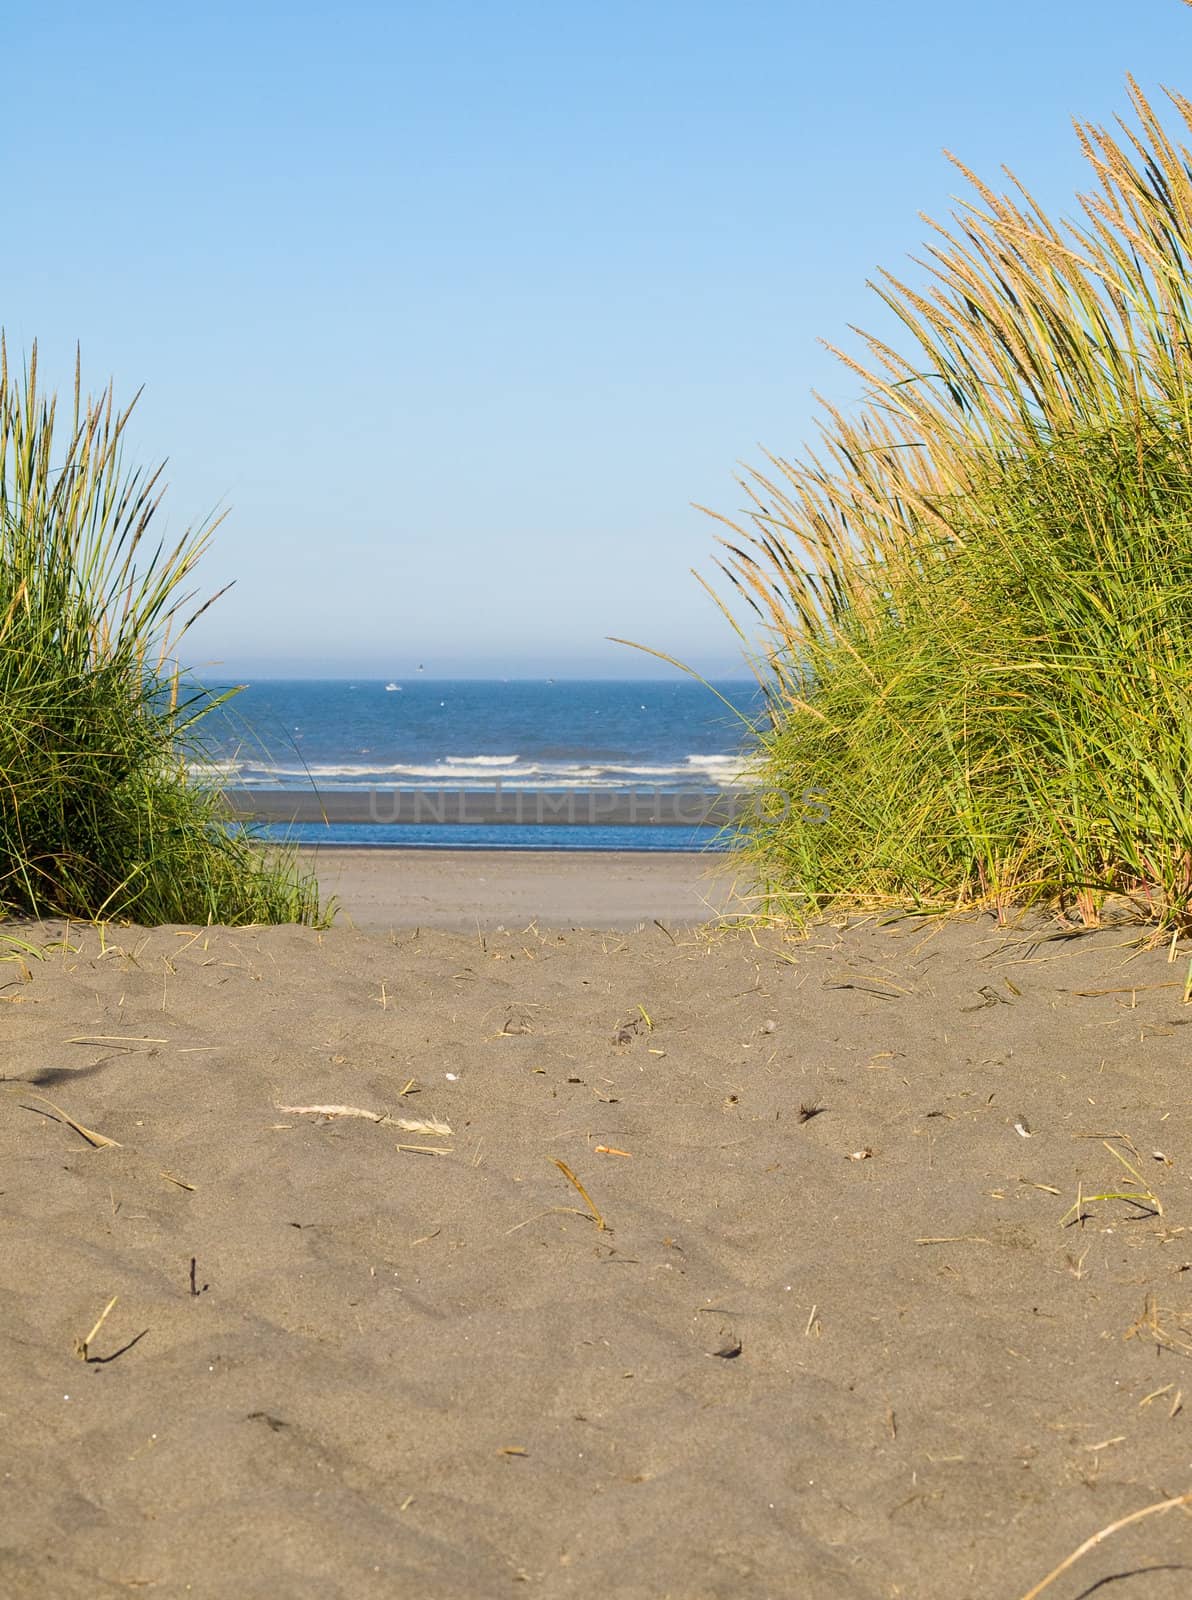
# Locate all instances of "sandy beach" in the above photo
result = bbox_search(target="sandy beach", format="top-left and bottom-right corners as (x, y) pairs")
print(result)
(3, 859), (1192, 1598)
(305, 847), (741, 931)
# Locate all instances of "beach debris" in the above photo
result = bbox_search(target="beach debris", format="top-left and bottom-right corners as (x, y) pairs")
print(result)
(498, 1446), (528, 1457)
(160, 1171), (195, 1191)
(1060, 1136), (1163, 1226)
(823, 976), (906, 1000)
(395, 1117), (452, 1137)
(846, 1147), (874, 1161)
(189, 1258), (209, 1296)
(247, 1412), (288, 1432)
(396, 1144), (454, 1156)
(66, 1035), (167, 1047)
(1124, 1292), (1192, 1358)
(915, 1235), (992, 1246)
(1017, 1487), (1192, 1600)
(75, 1295), (118, 1360)
(594, 1145), (631, 1158)
(74, 1296), (147, 1364)
(963, 984), (1011, 1011)
(708, 1335), (742, 1360)
(797, 1103), (826, 1124)
(612, 1005), (653, 1046)
(1013, 1118), (1032, 1138)
(553, 1158), (608, 1230)
(1138, 1384), (1183, 1419)
(275, 1104), (452, 1136)
(760, 1019), (777, 1034)
(277, 1102), (385, 1121)
(1064, 1247), (1092, 1280)
(22, 1092), (119, 1148)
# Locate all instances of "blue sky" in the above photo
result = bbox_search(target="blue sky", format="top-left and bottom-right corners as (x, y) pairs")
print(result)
(4, 0), (1186, 676)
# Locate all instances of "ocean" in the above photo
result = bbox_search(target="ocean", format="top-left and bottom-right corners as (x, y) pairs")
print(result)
(198, 677), (764, 851)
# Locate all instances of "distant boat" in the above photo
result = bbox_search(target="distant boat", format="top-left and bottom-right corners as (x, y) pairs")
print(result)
(385, 682), (401, 692)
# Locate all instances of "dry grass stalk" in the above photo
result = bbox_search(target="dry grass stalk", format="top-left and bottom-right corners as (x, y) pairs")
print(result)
(394, 1117), (452, 1137)
(1124, 1292), (1192, 1357)
(553, 1158), (608, 1230)
(276, 1102), (385, 1120)
(274, 1103), (451, 1136)
(1061, 1135), (1163, 1224)
(914, 1236), (992, 1246)
(1018, 1488), (1192, 1600)
(25, 1092), (119, 1148)
(74, 1295), (118, 1360)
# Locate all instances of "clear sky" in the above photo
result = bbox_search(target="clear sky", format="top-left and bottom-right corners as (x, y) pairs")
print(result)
(4, 1), (1186, 677)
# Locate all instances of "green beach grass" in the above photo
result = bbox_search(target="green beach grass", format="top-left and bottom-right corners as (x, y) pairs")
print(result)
(0, 341), (322, 925)
(708, 70), (1192, 930)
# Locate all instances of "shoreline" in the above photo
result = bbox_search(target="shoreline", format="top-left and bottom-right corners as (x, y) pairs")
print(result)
(226, 786), (746, 827)
(289, 839), (730, 852)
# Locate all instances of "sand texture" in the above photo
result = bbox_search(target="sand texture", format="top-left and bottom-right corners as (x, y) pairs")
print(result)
(3, 913), (1192, 1597)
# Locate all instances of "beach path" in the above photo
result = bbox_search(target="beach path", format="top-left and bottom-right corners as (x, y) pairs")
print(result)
(2, 915), (1190, 1596)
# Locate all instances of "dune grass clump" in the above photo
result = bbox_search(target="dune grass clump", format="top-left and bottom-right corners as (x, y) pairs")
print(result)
(709, 73), (1192, 927)
(0, 341), (322, 924)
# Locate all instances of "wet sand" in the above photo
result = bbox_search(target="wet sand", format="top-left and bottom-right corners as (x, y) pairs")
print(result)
(3, 904), (1192, 1597)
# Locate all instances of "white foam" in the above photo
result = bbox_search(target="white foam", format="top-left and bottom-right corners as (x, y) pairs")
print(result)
(442, 754), (520, 767)
(202, 749), (752, 790)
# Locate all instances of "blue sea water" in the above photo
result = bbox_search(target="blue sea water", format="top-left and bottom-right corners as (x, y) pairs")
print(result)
(198, 677), (764, 852)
